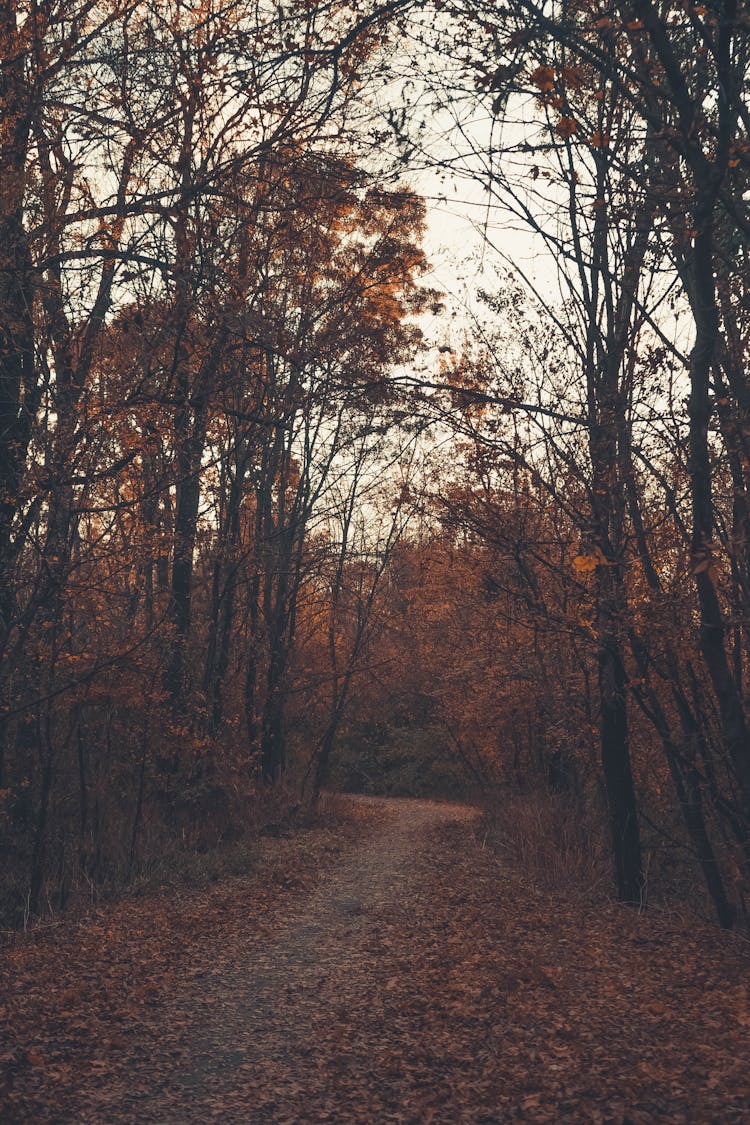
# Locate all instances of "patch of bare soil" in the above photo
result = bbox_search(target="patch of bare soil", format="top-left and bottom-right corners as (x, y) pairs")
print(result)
(2, 796), (749, 1122)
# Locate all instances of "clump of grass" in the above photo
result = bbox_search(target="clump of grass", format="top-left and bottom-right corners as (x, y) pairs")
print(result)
(128, 836), (260, 897)
(484, 789), (610, 898)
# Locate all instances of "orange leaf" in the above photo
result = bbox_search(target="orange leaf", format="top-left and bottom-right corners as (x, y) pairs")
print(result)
(530, 65), (555, 92)
(556, 116), (578, 138)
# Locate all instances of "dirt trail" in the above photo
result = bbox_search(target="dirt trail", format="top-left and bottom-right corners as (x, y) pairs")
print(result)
(4, 795), (750, 1123)
(112, 797), (480, 1122)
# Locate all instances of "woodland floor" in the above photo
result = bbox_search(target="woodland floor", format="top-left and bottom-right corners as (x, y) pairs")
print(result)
(2, 796), (750, 1123)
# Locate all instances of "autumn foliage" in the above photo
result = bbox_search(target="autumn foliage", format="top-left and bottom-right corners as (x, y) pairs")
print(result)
(2, 0), (750, 946)
(0, 0), (433, 924)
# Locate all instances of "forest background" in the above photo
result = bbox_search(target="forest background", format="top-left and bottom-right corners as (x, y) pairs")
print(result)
(2, 0), (750, 934)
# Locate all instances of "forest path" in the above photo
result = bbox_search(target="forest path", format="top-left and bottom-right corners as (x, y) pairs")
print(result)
(4, 794), (750, 1122)
(107, 796), (481, 1122)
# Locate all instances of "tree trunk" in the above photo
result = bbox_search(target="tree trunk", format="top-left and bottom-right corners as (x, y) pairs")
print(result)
(687, 194), (750, 816)
(597, 601), (644, 904)
(0, 4), (35, 650)
(164, 386), (207, 710)
(204, 455), (247, 731)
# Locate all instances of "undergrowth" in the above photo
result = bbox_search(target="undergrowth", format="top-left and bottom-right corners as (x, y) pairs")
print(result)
(483, 789), (610, 900)
(482, 786), (727, 925)
(0, 781), (327, 934)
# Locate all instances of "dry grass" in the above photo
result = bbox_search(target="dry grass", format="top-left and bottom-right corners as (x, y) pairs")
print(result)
(483, 788), (611, 899)
(0, 780), (362, 935)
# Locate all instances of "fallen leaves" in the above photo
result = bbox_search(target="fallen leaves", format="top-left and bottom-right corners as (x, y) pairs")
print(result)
(0, 807), (371, 1121)
(1, 797), (749, 1123)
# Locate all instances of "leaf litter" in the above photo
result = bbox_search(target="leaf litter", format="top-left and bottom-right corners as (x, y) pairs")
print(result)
(1, 796), (749, 1122)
